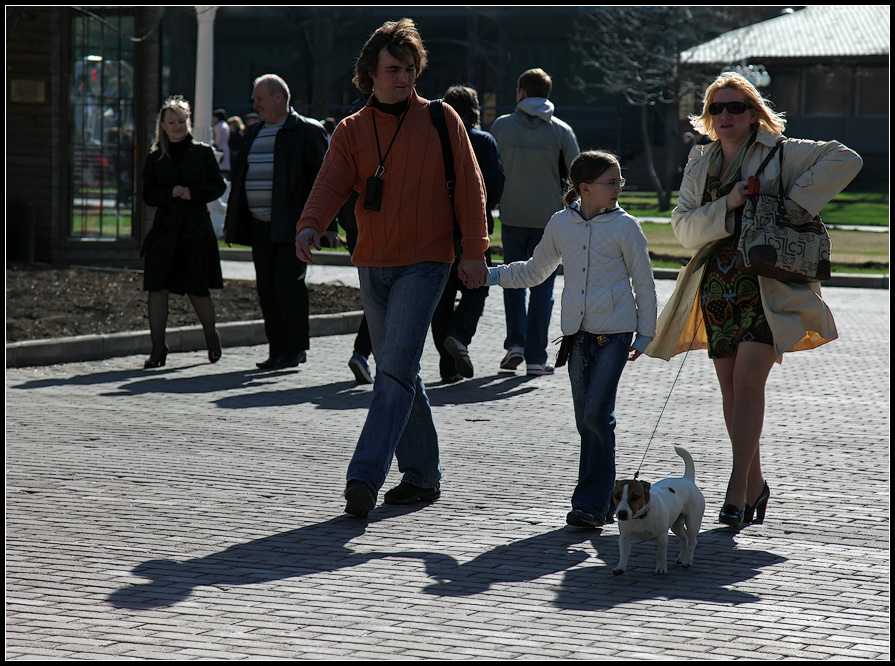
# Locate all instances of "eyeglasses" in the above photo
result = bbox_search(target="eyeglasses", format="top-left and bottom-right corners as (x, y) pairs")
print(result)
(708, 101), (750, 115)
(593, 178), (626, 189)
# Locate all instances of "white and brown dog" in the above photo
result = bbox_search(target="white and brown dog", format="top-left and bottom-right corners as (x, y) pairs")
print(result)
(611, 446), (705, 576)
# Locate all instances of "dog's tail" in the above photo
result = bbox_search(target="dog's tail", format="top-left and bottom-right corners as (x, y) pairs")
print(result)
(674, 446), (696, 482)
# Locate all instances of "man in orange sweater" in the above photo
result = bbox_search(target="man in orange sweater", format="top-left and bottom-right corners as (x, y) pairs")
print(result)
(296, 19), (489, 519)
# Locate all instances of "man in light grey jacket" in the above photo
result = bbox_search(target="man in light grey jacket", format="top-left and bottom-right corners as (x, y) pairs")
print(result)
(490, 68), (580, 375)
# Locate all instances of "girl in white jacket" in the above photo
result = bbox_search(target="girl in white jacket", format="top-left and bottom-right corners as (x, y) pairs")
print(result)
(486, 151), (657, 528)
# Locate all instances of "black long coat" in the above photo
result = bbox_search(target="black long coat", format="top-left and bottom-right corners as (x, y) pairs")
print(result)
(141, 137), (227, 295)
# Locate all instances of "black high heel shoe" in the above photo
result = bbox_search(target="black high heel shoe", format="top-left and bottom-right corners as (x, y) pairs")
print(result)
(744, 482), (770, 524)
(207, 330), (222, 364)
(144, 346), (168, 369)
(718, 504), (744, 527)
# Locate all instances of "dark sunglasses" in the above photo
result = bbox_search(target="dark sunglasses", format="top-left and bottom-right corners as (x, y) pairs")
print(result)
(708, 101), (750, 115)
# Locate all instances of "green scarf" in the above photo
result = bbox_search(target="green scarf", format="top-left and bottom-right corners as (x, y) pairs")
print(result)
(704, 129), (757, 202)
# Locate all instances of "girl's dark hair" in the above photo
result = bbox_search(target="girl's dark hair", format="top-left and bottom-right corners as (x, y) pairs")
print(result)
(442, 85), (480, 126)
(562, 151), (621, 207)
(353, 18), (428, 97)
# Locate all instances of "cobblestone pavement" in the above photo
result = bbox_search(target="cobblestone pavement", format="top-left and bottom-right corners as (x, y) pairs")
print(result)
(6, 278), (889, 660)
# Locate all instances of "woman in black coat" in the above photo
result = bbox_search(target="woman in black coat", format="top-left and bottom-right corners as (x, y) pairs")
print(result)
(141, 96), (227, 368)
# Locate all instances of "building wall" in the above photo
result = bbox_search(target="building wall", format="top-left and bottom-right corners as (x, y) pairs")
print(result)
(7, 7), (163, 267)
(7, 7), (56, 263)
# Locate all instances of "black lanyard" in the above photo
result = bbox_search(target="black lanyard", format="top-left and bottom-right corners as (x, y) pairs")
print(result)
(371, 102), (410, 178)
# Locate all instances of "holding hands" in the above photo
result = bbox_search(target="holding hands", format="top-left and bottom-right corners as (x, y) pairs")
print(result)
(458, 259), (488, 289)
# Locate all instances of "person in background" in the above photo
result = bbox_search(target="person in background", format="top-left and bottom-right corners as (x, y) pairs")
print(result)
(645, 72), (862, 527)
(224, 74), (334, 370)
(140, 95), (226, 368)
(227, 115), (244, 163)
(430, 84), (505, 382)
(212, 108), (231, 177)
(489, 68), (579, 376)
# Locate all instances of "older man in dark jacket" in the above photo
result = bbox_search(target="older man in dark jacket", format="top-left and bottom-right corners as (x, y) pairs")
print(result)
(224, 74), (333, 369)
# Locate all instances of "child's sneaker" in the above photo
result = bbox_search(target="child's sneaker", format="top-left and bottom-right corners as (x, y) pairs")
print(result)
(526, 362), (555, 376)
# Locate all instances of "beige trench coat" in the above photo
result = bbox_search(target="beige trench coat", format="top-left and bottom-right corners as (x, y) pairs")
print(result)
(646, 126), (863, 361)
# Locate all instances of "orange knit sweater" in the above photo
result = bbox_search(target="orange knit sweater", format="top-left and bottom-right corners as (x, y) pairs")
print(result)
(297, 91), (489, 267)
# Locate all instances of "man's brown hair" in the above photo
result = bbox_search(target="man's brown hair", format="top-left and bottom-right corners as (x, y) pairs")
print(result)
(353, 18), (428, 97)
(517, 68), (553, 99)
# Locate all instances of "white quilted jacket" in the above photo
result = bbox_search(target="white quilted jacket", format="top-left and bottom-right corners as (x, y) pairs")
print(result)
(494, 204), (657, 338)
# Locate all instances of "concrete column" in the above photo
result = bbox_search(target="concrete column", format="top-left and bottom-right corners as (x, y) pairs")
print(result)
(193, 6), (218, 144)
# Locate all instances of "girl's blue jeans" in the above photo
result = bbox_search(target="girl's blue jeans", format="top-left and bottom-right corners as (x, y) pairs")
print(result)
(348, 262), (451, 493)
(567, 331), (633, 519)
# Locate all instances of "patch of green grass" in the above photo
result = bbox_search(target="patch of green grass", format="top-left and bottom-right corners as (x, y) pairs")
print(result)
(70, 209), (132, 239)
(620, 190), (889, 227)
(493, 215), (888, 275)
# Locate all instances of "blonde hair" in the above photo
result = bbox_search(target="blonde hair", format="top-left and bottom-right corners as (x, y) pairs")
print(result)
(151, 95), (192, 157)
(562, 151), (621, 208)
(690, 72), (786, 140)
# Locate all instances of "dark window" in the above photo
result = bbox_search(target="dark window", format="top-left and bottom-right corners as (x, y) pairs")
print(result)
(765, 69), (801, 117)
(856, 67), (888, 117)
(69, 9), (136, 240)
(802, 66), (851, 117)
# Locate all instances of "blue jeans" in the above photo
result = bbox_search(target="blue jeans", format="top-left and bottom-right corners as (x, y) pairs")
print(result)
(348, 262), (451, 492)
(567, 331), (633, 518)
(501, 225), (557, 365)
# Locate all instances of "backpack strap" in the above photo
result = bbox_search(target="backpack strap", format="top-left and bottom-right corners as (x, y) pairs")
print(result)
(429, 99), (462, 259)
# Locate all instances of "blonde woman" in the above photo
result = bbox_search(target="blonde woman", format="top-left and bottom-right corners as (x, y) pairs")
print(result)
(141, 96), (227, 368)
(646, 73), (862, 526)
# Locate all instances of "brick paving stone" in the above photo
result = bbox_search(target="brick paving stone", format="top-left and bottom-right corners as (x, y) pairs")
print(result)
(5, 281), (889, 660)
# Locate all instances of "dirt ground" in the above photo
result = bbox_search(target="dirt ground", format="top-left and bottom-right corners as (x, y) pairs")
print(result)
(5, 264), (363, 343)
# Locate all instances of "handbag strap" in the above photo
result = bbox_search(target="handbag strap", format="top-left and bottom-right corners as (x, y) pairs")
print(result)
(775, 141), (786, 198)
(752, 138), (788, 205)
(753, 138), (785, 179)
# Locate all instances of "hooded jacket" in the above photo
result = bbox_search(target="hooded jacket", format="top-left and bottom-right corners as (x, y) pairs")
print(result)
(489, 97), (580, 229)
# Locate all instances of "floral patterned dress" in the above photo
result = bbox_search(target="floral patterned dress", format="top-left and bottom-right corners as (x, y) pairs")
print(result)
(698, 144), (774, 359)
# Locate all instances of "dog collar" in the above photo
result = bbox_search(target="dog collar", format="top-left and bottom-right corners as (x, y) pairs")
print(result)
(634, 505), (650, 520)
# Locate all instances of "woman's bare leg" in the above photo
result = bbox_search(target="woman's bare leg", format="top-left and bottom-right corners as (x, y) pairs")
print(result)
(713, 341), (778, 509)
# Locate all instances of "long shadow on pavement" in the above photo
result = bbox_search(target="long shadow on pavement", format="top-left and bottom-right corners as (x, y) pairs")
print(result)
(10, 366), (539, 412)
(107, 505), (431, 610)
(207, 373), (538, 411)
(408, 524), (781, 608)
(108, 511), (782, 612)
(553, 525), (786, 610)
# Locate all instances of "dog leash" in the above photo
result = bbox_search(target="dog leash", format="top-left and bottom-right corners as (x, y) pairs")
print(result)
(633, 317), (703, 480)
